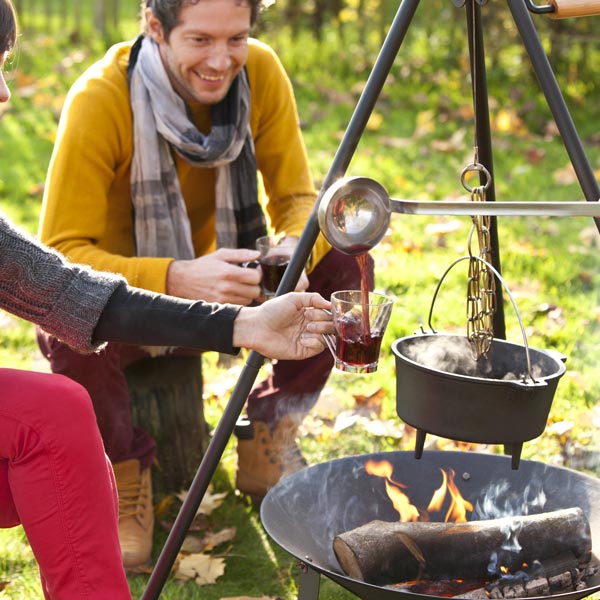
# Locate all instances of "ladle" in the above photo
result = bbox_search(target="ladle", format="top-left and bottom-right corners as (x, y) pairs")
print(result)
(317, 176), (600, 255)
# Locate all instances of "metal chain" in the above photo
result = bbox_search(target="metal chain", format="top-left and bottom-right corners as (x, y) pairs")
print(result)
(466, 181), (496, 358)
(462, 0), (496, 359)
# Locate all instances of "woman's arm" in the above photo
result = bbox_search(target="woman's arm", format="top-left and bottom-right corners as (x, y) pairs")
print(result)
(94, 285), (332, 360)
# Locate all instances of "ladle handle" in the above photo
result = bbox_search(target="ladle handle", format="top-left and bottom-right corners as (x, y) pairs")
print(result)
(427, 256), (537, 384)
(389, 198), (600, 217)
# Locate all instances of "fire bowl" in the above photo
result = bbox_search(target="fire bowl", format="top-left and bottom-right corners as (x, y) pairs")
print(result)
(260, 451), (600, 600)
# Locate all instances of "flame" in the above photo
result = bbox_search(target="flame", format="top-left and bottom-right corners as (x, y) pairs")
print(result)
(442, 468), (474, 522)
(365, 460), (420, 521)
(365, 461), (474, 523)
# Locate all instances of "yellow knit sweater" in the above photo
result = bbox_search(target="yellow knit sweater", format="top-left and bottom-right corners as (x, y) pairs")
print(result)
(39, 38), (329, 295)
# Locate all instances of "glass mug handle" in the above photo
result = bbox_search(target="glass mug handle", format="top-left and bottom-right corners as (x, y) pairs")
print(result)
(320, 309), (336, 359)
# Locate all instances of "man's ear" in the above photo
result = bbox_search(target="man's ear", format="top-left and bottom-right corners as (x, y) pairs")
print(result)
(145, 8), (165, 43)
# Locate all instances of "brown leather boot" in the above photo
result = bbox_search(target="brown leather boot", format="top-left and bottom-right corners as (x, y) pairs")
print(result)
(235, 414), (307, 502)
(113, 459), (154, 569)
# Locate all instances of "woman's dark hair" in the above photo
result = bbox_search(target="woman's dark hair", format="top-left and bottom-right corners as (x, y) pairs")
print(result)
(141, 0), (263, 39)
(0, 0), (17, 54)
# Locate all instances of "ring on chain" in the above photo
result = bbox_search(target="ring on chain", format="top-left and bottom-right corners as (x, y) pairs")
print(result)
(460, 162), (492, 193)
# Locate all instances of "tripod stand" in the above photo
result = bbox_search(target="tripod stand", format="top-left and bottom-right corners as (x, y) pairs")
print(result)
(142, 1), (600, 597)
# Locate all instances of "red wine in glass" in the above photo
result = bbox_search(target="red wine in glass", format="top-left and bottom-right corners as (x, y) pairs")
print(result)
(336, 329), (384, 369)
(260, 254), (290, 295)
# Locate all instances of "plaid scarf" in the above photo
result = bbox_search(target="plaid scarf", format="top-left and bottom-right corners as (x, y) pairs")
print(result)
(128, 36), (267, 259)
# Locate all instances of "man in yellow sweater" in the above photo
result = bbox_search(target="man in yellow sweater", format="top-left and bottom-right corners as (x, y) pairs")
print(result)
(38, 0), (374, 569)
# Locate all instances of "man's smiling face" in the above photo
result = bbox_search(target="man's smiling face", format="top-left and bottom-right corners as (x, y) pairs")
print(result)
(147, 0), (251, 105)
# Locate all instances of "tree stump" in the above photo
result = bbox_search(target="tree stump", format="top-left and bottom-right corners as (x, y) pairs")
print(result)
(125, 355), (209, 498)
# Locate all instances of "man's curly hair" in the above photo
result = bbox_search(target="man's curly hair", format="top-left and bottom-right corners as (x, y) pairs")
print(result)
(141, 0), (263, 39)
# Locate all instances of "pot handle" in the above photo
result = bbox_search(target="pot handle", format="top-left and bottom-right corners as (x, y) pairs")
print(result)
(427, 255), (538, 385)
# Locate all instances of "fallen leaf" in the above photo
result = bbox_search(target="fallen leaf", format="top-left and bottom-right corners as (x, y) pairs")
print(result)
(430, 127), (467, 152)
(526, 146), (545, 164)
(27, 182), (45, 197)
(492, 108), (524, 135)
(176, 486), (228, 517)
(366, 111), (384, 131)
(177, 553), (226, 585)
(424, 220), (462, 237)
(353, 387), (385, 417)
(414, 110), (435, 138)
(547, 420), (573, 437)
(11, 69), (35, 87)
(333, 410), (360, 433)
(202, 527), (236, 551)
(553, 163), (577, 186)
(154, 495), (175, 520)
(362, 418), (405, 439)
(379, 136), (413, 149)
(579, 226), (600, 248)
(181, 535), (206, 554)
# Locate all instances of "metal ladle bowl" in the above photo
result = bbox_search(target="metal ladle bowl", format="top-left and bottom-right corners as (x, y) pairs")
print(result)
(318, 176), (391, 255)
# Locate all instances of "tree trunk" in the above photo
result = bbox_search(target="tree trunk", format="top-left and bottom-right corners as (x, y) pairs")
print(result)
(94, 0), (106, 36)
(333, 508), (592, 585)
(126, 355), (209, 499)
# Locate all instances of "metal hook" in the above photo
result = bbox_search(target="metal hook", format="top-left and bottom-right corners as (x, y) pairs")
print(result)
(523, 0), (555, 14)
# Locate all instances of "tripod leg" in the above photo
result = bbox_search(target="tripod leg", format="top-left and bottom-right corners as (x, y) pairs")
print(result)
(507, 0), (600, 233)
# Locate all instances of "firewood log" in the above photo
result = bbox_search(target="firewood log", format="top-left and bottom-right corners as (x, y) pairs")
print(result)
(333, 507), (591, 585)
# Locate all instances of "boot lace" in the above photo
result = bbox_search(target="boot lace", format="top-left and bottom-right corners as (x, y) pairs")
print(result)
(117, 473), (147, 520)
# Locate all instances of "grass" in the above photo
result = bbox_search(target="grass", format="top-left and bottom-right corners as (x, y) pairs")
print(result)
(0, 12), (599, 600)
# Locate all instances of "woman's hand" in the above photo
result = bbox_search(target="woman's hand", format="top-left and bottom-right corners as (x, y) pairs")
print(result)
(233, 292), (334, 360)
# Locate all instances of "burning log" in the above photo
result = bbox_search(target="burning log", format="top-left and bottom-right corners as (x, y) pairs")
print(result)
(333, 507), (591, 585)
(453, 553), (600, 598)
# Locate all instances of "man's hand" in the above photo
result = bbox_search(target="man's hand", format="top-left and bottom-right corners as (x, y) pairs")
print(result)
(167, 248), (262, 305)
(233, 292), (334, 360)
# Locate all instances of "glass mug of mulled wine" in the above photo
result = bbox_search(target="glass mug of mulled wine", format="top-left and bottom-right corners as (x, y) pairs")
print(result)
(256, 235), (298, 298)
(328, 290), (394, 374)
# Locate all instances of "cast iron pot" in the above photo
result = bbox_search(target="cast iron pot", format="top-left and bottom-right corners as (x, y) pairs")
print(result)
(392, 332), (566, 468)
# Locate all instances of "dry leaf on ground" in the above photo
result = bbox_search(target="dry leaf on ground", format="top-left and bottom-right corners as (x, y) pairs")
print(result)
(154, 494), (175, 520)
(176, 486), (228, 517)
(353, 387), (386, 417)
(181, 535), (205, 554)
(202, 527), (236, 551)
(176, 553), (226, 585)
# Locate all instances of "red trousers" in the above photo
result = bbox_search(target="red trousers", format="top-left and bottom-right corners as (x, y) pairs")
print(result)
(0, 369), (131, 599)
(37, 249), (375, 471)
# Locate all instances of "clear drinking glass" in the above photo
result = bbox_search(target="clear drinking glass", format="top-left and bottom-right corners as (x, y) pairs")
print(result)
(329, 290), (394, 373)
(256, 235), (297, 298)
